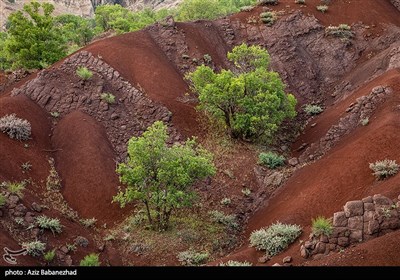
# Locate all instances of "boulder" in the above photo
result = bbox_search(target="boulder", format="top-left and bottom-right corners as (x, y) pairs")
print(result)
(349, 230), (363, 243)
(373, 194), (392, 206)
(337, 237), (349, 247)
(366, 220), (380, 235)
(344, 201), (363, 217)
(333, 211), (348, 227)
(348, 216), (363, 230)
(283, 256), (292, 263)
(288, 158), (299, 166)
(31, 202), (42, 213)
(74, 236), (89, 247)
(363, 210), (375, 222)
(362, 196), (373, 203)
(364, 203), (375, 212)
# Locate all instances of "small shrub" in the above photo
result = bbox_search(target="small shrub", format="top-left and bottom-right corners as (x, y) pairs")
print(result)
(104, 233), (116, 241)
(219, 260), (252, 266)
(80, 253), (100, 266)
(295, 0), (305, 4)
(76, 66), (93, 80)
(66, 243), (77, 253)
(36, 215), (63, 235)
(0, 194), (6, 207)
(100, 93), (116, 104)
(260, 12), (277, 26)
(50, 111), (60, 118)
(258, 152), (285, 169)
(240, 6), (254, 12)
(21, 162), (32, 172)
(44, 250), (56, 263)
(311, 216), (333, 237)
(209, 210), (238, 230)
(369, 159), (399, 180)
(5, 181), (26, 198)
(14, 217), (24, 225)
(0, 114), (31, 140)
(22, 240), (46, 257)
(220, 197), (231, 206)
(304, 104), (324, 115)
(259, 0), (279, 5)
(177, 250), (209, 266)
(242, 188), (251, 196)
(203, 54), (212, 64)
(360, 117), (369, 126)
(325, 24), (354, 40)
(316, 5), (328, 13)
(249, 222), (302, 257)
(80, 217), (97, 228)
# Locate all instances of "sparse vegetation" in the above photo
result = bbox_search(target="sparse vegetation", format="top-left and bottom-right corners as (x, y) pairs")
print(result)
(50, 111), (60, 118)
(312, 216), (333, 237)
(369, 159), (399, 180)
(44, 250), (56, 263)
(36, 215), (63, 235)
(220, 197), (231, 206)
(325, 24), (354, 41)
(316, 5), (329, 13)
(66, 243), (77, 253)
(209, 210), (238, 230)
(249, 222), (302, 257)
(219, 260), (252, 266)
(242, 188), (251, 196)
(259, 152), (285, 169)
(0, 194), (6, 207)
(360, 117), (369, 126)
(80, 253), (100, 266)
(187, 43), (296, 141)
(100, 93), (116, 104)
(0, 114), (31, 140)
(304, 104), (324, 115)
(4, 181), (26, 198)
(22, 240), (46, 257)
(177, 250), (209, 266)
(46, 158), (62, 190)
(203, 53), (212, 64)
(113, 121), (215, 231)
(260, 12), (277, 26)
(80, 218), (97, 228)
(76, 66), (93, 80)
(21, 161), (32, 172)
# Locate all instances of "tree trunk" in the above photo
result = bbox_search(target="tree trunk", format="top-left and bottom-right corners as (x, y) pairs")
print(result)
(143, 200), (153, 226)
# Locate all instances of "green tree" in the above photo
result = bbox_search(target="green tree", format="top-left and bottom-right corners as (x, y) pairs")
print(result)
(186, 43), (296, 141)
(113, 121), (215, 231)
(55, 14), (97, 47)
(4, 2), (67, 69)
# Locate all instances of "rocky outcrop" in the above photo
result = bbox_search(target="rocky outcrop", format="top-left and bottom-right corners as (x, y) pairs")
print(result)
(391, 0), (400, 12)
(11, 51), (179, 160)
(301, 194), (400, 259)
(299, 86), (392, 163)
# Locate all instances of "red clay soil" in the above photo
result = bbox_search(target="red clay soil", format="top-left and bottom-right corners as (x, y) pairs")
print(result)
(232, 0), (400, 29)
(0, 95), (52, 184)
(224, 71), (400, 265)
(52, 111), (130, 224)
(84, 30), (199, 137)
(292, 69), (400, 155)
(0, 230), (37, 266)
(176, 21), (231, 70)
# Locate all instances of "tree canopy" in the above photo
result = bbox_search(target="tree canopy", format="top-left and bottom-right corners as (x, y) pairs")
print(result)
(3, 2), (67, 69)
(186, 43), (297, 141)
(113, 121), (215, 231)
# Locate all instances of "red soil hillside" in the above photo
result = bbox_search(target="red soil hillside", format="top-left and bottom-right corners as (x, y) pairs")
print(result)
(0, 0), (400, 267)
(52, 111), (129, 224)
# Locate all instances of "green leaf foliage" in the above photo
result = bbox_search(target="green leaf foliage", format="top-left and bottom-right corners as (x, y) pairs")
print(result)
(113, 121), (215, 231)
(186, 43), (297, 141)
(3, 2), (67, 69)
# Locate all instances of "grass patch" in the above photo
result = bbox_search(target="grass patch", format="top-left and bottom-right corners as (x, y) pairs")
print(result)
(311, 216), (333, 237)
